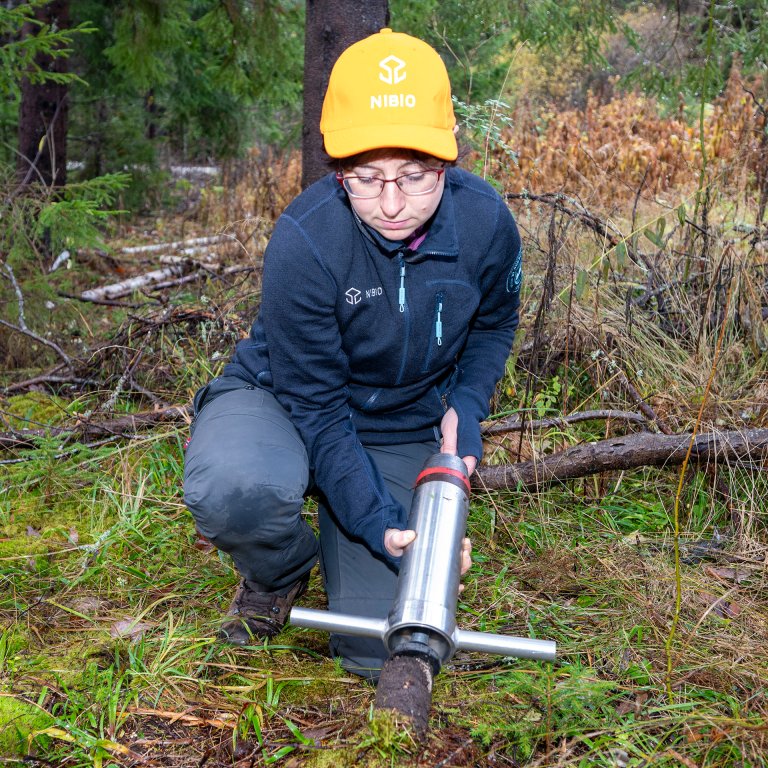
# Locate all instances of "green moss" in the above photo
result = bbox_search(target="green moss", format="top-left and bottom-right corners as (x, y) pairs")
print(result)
(0, 696), (53, 757)
(3, 392), (70, 430)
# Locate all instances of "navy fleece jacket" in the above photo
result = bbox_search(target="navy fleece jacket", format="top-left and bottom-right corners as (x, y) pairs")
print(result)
(224, 167), (522, 564)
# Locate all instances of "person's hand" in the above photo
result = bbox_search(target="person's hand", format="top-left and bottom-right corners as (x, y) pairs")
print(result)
(384, 529), (473, 586)
(384, 528), (416, 557)
(459, 536), (472, 576)
(439, 407), (478, 476)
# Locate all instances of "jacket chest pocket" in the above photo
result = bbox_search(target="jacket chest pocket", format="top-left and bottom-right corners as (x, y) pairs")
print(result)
(421, 280), (479, 373)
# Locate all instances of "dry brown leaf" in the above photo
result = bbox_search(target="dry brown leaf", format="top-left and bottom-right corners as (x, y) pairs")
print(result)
(705, 565), (752, 584)
(110, 619), (153, 640)
(699, 591), (742, 620)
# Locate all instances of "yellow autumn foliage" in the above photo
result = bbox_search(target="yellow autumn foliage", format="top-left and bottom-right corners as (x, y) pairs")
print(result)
(500, 66), (766, 203)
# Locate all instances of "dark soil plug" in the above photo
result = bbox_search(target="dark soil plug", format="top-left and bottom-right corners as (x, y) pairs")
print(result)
(374, 654), (434, 740)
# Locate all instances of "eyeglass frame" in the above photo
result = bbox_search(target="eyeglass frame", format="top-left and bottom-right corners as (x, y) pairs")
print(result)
(335, 167), (445, 198)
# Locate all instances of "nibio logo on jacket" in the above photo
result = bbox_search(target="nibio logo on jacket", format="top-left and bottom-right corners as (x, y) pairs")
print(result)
(371, 54), (416, 109)
(345, 286), (383, 305)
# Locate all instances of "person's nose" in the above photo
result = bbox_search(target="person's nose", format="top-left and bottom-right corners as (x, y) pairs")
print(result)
(379, 180), (407, 218)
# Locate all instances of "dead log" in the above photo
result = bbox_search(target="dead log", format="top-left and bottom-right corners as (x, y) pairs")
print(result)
(80, 265), (190, 301)
(474, 428), (768, 491)
(78, 262), (251, 302)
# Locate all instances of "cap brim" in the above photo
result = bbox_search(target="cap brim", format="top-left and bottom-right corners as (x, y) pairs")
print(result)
(324, 124), (458, 161)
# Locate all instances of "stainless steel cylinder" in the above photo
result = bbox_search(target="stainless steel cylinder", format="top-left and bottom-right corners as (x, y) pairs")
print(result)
(384, 453), (470, 665)
(289, 452), (557, 667)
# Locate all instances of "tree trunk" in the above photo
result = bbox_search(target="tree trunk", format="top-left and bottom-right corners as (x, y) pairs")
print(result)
(17, 0), (70, 188)
(301, 0), (389, 189)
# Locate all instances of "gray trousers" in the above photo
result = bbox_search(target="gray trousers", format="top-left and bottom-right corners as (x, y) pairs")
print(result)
(183, 376), (438, 678)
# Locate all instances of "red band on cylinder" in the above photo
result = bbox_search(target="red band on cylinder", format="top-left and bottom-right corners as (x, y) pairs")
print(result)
(415, 465), (471, 495)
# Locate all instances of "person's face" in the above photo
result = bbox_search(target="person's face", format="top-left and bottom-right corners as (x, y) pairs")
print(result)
(342, 156), (445, 241)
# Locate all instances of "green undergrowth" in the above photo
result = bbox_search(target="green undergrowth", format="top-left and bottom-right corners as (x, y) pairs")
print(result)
(2, 387), (767, 766)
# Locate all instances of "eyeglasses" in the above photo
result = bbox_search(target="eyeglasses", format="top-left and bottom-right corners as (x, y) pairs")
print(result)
(336, 168), (445, 198)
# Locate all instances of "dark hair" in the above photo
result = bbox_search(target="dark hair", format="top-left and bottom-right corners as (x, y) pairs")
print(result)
(325, 145), (469, 171)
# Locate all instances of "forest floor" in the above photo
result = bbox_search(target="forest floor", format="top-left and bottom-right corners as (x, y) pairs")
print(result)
(2, 87), (768, 766)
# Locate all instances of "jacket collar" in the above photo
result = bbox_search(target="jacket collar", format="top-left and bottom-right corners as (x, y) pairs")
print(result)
(350, 169), (460, 264)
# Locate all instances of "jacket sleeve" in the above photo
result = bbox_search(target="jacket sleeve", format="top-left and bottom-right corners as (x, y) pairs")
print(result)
(260, 214), (407, 566)
(447, 199), (522, 460)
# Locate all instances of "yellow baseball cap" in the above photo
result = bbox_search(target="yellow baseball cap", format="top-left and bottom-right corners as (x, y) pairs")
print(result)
(320, 29), (457, 161)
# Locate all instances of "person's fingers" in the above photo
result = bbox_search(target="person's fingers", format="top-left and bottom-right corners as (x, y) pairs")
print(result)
(394, 529), (416, 549)
(440, 407), (459, 455)
(462, 455), (477, 476)
(460, 537), (473, 574)
(384, 528), (417, 557)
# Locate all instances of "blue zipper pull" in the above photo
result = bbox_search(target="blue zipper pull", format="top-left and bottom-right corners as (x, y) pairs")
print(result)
(398, 260), (406, 313)
(435, 294), (443, 346)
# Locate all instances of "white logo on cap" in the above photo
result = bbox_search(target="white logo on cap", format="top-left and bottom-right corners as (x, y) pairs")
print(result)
(379, 56), (406, 85)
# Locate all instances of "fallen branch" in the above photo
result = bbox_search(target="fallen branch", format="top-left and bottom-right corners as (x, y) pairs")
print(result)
(80, 264), (190, 301)
(474, 428), (768, 491)
(484, 409), (649, 436)
(121, 234), (233, 255)
(0, 405), (191, 451)
(2, 406), (766, 497)
(126, 706), (235, 730)
(79, 262), (255, 302)
(147, 264), (255, 293)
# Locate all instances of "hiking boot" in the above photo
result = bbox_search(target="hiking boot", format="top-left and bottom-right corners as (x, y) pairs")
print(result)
(217, 574), (309, 646)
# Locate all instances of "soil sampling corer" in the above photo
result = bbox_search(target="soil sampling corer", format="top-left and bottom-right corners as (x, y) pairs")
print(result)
(290, 453), (556, 676)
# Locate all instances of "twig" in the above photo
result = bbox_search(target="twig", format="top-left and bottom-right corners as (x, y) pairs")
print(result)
(147, 264), (256, 292)
(483, 409), (649, 436)
(0, 405), (191, 451)
(1, 263), (74, 371)
(57, 290), (149, 308)
(98, 346), (145, 413)
(0, 436), (123, 465)
(2, 363), (67, 392)
(634, 272), (707, 308)
(614, 366), (673, 435)
(506, 190), (655, 274)
(14, 92), (68, 191)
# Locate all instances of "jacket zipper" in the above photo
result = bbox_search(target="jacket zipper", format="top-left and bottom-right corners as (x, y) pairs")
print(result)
(395, 254), (410, 385)
(398, 257), (406, 312)
(422, 291), (444, 373)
